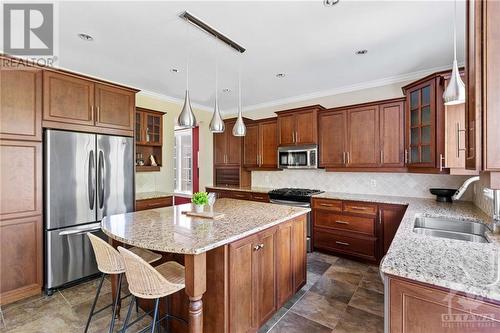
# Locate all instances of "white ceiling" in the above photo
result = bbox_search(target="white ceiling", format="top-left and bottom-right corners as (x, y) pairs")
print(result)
(55, 0), (465, 113)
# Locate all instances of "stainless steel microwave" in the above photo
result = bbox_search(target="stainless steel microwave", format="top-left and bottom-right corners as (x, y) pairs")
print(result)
(278, 145), (318, 169)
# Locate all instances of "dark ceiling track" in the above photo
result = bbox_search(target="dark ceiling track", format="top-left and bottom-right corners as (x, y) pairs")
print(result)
(179, 11), (246, 54)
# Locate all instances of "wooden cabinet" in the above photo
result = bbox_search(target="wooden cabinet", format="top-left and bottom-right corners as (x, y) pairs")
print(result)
(388, 276), (500, 333)
(379, 100), (405, 168)
(312, 198), (406, 263)
(276, 105), (323, 146)
(213, 119), (251, 187)
(402, 74), (447, 173)
(244, 118), (278, 169)
(229, 227), (277, 331)
(0, 57), (44, 305)
(135, 107), (163, 172)
(347, 105), (380, 167)
(319, 98), (405, 171)
(379, 204), (407, 257)
(135, 196), (172, 211)
(42, 71), (137, 136)
(0, 65), (42, 141)
(206, 188), (270, 203)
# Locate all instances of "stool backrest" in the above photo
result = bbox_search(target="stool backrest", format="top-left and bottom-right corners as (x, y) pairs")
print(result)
(118, 246), (184, 299)
(87, 233), (124, 274)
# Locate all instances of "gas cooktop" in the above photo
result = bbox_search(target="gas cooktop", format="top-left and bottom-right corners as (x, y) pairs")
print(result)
(268, 188), (323, 203)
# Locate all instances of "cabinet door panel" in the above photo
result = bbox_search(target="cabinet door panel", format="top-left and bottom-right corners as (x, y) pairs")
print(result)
(257, 228), (277, 325)
(0, 141), (42, 220)
(348, 106), (380, 167)
(213, 132), (226, 165)
(229, 234), (258, 332)
(292, 216), (306, 291)
(243, 124), (259, 168)
(0, 216), (43, 302)
(227, 130), (242, 165)
(380, 101), (404, 167)
(295, 110), (317, 145)
(0, 67), (42, 141)
(278, 114), (295, 146)
(319, 111), (346, 167)
(380, 205), (406, 256)
(95, 84), (135, 131)
(144, 112), (162, 145)
(260, 120), (278, 168)
(43, 71), (94, 126)
(276, 222), (293, 307)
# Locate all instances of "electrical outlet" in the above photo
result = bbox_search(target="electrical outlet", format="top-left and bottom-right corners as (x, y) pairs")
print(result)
(370, 179), (377, 188)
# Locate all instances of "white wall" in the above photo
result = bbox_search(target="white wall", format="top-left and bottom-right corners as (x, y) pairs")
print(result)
(135, 93), (213, 195)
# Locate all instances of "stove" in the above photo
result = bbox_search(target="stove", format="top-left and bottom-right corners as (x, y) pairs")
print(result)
(268, 188), (323, 203)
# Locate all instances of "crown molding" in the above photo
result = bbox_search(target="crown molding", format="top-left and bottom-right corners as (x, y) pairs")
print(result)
(137, 90), (213, 113)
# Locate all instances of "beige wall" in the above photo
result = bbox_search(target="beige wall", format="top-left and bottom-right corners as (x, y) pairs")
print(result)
(135, 93), (213, 195)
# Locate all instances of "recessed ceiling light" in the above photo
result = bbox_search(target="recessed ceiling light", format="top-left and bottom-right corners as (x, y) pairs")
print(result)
(222, 88), (231, 93)
(355, 49), (368, 55)
(276, 73), (286, 78)
(77, 33), (94, 41)
(170, 68), (180, 73)
(323, 0), (340, 7)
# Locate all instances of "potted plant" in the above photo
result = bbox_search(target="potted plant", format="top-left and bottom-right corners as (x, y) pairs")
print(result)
(192, 192), (209, 213)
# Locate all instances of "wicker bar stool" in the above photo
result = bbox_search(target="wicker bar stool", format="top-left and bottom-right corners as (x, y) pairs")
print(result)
(86, 233), (162, 333)
(118, 246), (187, 333)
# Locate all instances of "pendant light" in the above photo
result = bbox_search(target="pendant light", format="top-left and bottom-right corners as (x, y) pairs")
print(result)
(232, 68), (246, 137)
(443, 0), (465, 105)
(209, 42), (225, 133)
(178, 30), (197, 128)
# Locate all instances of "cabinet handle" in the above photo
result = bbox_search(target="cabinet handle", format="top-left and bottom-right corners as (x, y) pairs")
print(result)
(456, 122), (466, 158)
(234, 194), (246, 198)
(335, 220), (350, 225)
(349, 206), (368, 211)
(296, 131), (299, 143)
(253, 245), (261, 251)
(343, 152), (346, 165)
(335, 241), (350, 246)
(319, 203), (333, 207)
(292, 132), (295, 143)
(253, 196), (264, 200)
(259, 243), (264, 249)
(439, 154), (445, 172)
(379, 210), (382, 224)
(347, 152), (350, 164)
(405, 149), (409, 164)
(380, 150), (384, 164)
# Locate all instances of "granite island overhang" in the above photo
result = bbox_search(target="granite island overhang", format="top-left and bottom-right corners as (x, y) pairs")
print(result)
(101, 198), (310, 333)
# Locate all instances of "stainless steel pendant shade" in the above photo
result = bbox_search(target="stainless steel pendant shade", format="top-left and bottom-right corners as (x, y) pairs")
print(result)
(443, 59), (465, 105)
(209, 98), (225, 133)
(178, 90), (197, 128)
(232, 71), (246, 137)
(443, 0), (465, 106)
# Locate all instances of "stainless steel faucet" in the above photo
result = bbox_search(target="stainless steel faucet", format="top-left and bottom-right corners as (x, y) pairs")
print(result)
(452, 176), (480, 201)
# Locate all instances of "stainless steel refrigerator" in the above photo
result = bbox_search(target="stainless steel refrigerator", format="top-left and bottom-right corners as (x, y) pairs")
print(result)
(44, 129), (134, 294)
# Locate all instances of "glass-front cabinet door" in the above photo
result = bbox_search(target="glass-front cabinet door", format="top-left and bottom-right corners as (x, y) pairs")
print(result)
(407, 79), (436, 167)
(145, 112), (162, 145)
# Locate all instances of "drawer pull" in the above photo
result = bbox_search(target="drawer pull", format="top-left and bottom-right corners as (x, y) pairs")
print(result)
(335, 220), (350, 225)
(253, 245), (261, 251)
(253, 196), (264, 199)
(349, 206), (369, 211)
(234, 194), (246, 198)
(319, 203), (334, 207)
(335, 241), (350, 246)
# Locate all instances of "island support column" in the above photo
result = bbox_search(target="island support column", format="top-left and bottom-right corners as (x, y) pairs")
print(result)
(184, 253), (207, 333)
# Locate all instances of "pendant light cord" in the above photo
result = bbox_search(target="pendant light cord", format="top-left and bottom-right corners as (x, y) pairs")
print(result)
(453, 0), (457, 62)
(215, 37), (218, 103)
(238, 57), (242, 115)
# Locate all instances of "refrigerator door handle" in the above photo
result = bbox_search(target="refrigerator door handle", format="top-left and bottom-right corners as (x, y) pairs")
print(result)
(98, 150), (105, 209)
(58, 224), (102, 236)
(88, 150), (95, 210)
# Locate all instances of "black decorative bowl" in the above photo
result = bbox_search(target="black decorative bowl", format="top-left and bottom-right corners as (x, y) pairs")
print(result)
(429, 188), (458, 203)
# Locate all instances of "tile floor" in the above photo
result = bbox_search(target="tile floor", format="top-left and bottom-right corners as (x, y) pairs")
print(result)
(0, 252), (384, 333)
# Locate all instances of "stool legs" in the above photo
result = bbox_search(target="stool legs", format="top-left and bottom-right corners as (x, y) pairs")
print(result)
(84, 274), (106, 333)
(121, 295), (136, 333)
(150, 298), (160, 333)
(109, 273), (124, 333)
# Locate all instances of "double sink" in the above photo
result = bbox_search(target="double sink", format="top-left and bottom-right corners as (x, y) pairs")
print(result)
(414, 217), (490, 243)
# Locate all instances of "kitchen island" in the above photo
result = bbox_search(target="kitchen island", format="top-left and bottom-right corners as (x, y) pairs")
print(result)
(101, 198), (309, 333)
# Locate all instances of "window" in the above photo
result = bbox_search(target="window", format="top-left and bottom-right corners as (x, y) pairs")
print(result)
(174, 129), (193, 194)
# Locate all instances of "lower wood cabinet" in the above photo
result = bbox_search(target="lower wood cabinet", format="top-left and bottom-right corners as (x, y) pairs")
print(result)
(312, 198), (407, 263)
(388, 276), (500, 333)
(135, 196), (173, 211)
(206, 188), (270, 203)
(228, 215), (306, 332)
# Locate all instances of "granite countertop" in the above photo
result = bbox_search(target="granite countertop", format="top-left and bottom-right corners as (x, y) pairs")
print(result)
(101, 198), (309, 255)
(205, 185), (274, 194)
(315, 191), (500, 302)
(136, 191), (174, 201)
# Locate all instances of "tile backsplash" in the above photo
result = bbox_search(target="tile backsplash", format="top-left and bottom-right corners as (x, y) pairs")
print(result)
(473, 174), (494, 217)
(252, 170), (474, 201)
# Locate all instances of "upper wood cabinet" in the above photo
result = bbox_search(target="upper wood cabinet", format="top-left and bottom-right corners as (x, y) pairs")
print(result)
(319, 98), (405, 171)
(42, 71), (136, 136)
(379, 100), (405, 168)
(214, 119), (243, 166)
(276, 105), (323, 146)
(135, 108), (163, 172)
(402, 74), (448, 173)
(0, 65), (42, 141)
(243, 118), (278, 169)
